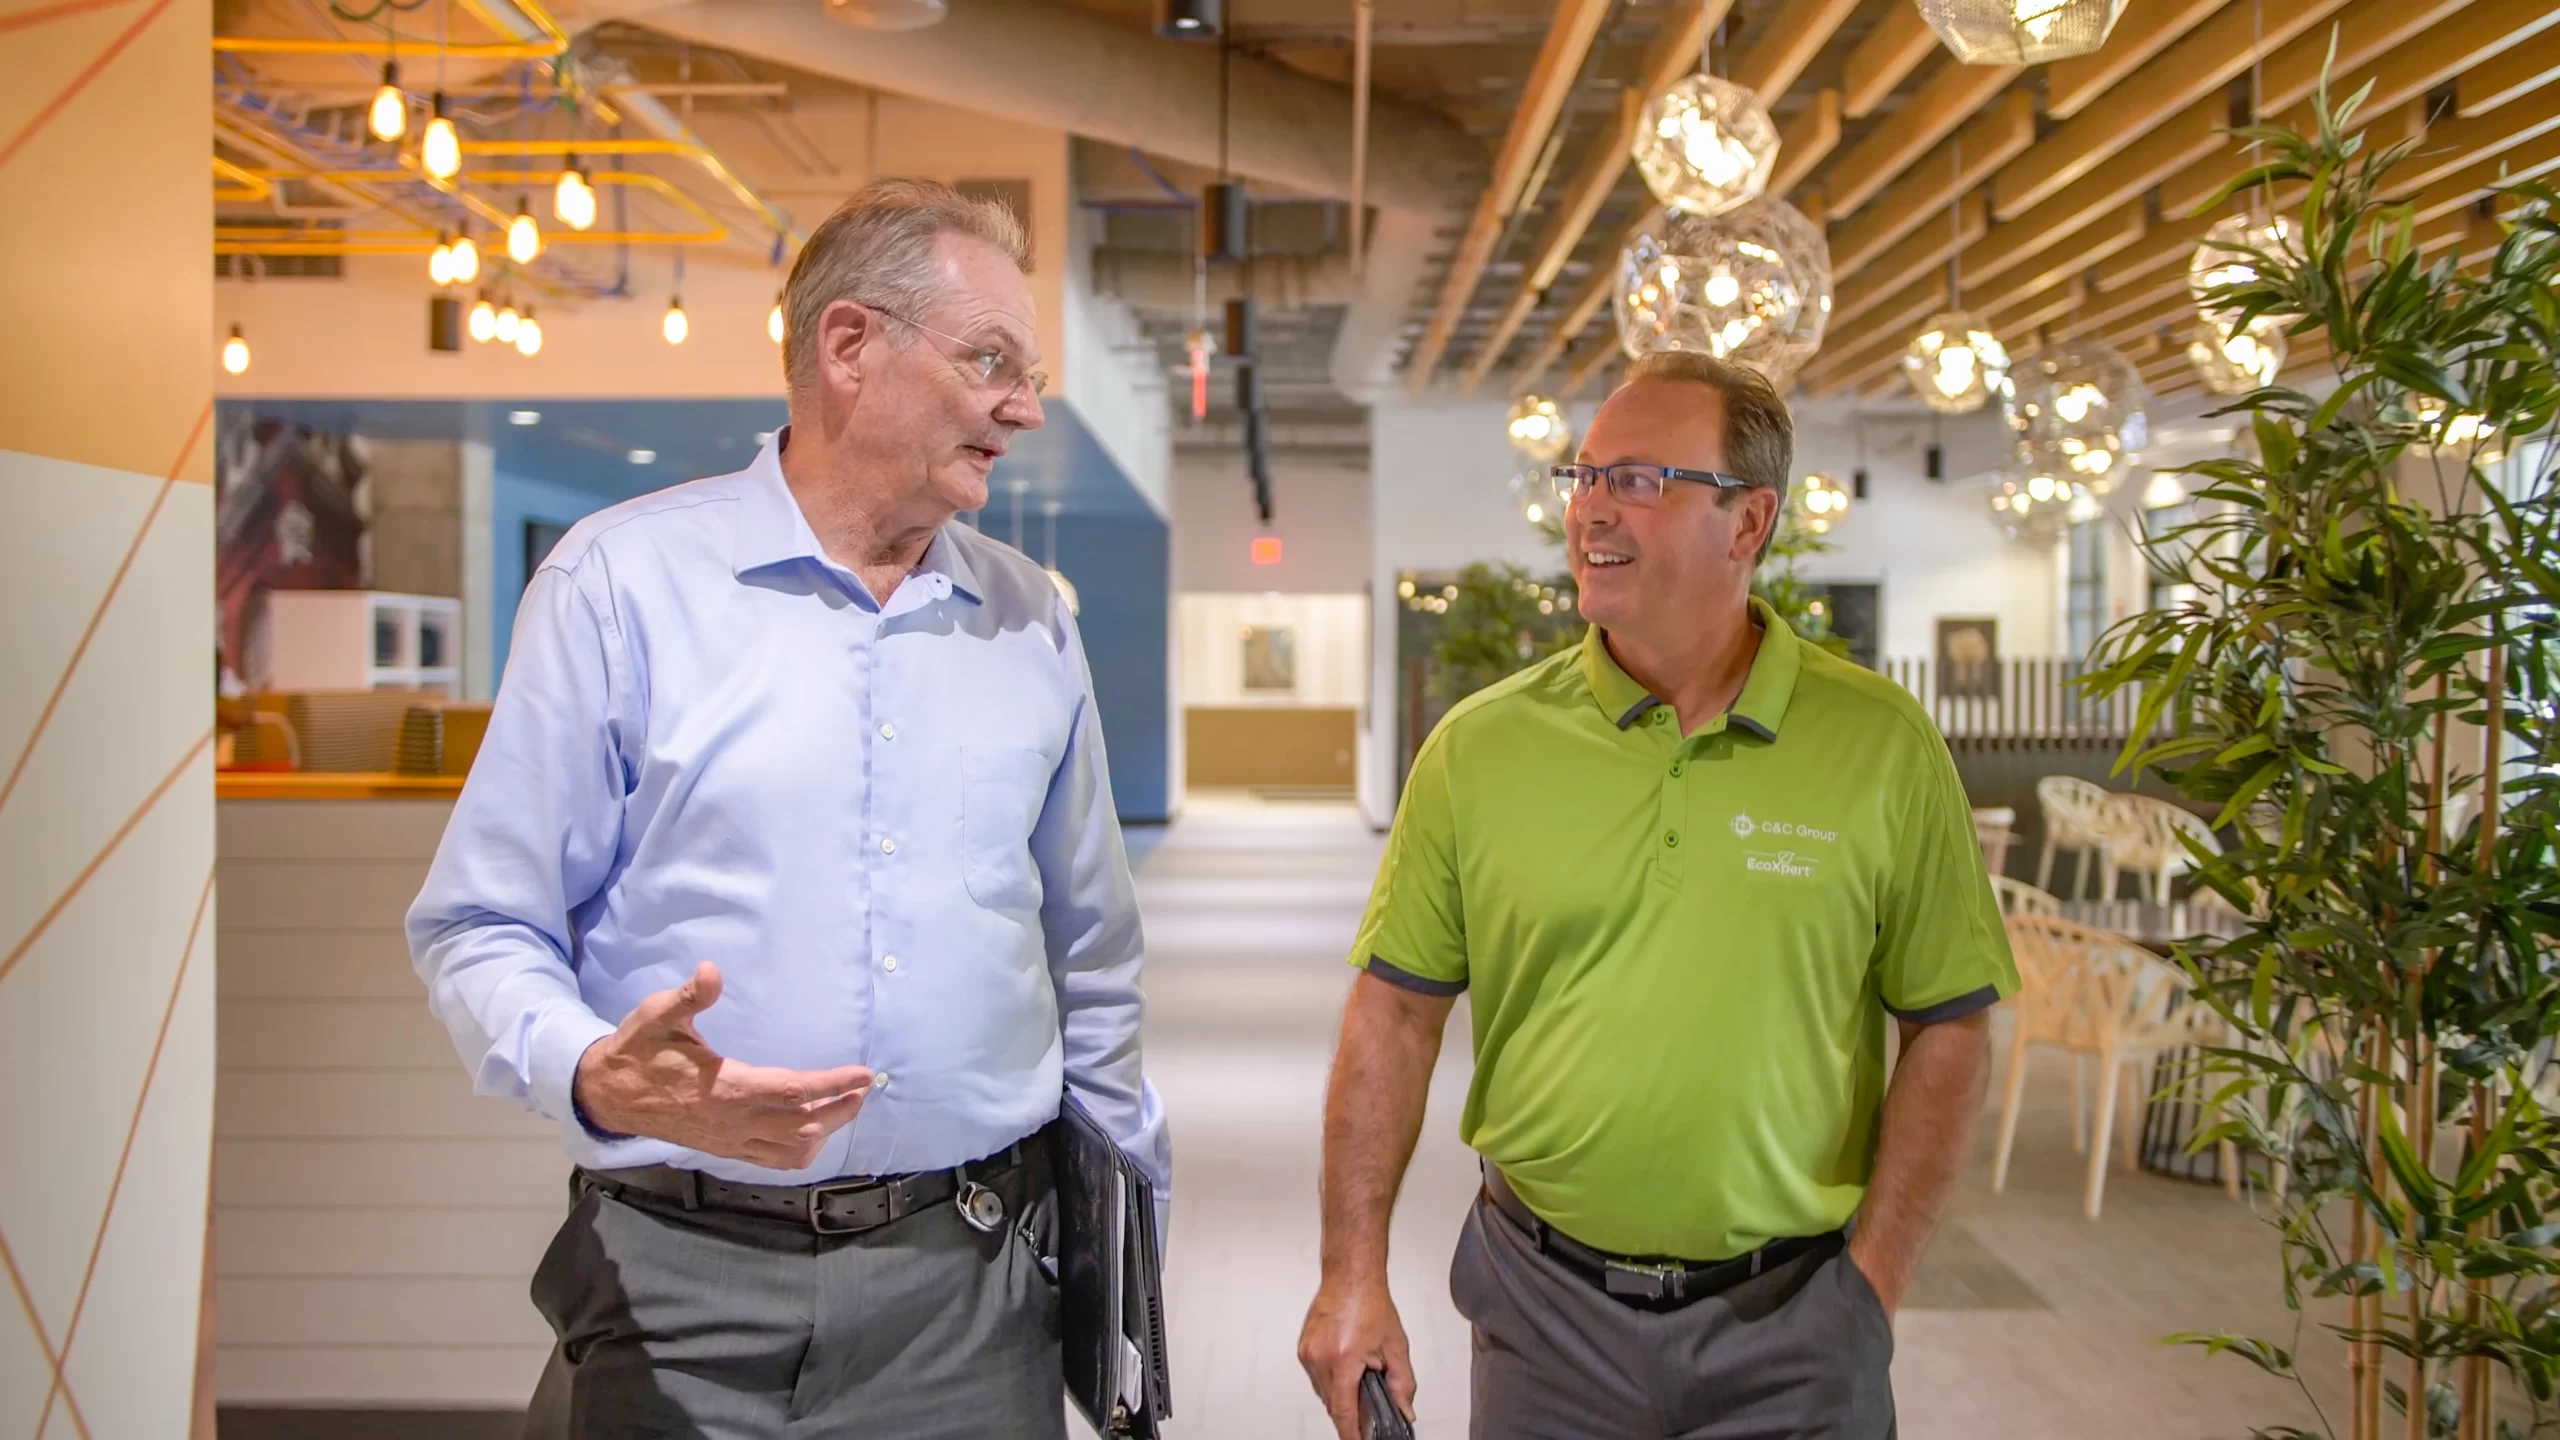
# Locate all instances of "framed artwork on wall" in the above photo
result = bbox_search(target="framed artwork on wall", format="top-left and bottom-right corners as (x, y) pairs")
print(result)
(1242, 624), (1297, 694)
(1936, 617), (2000, 699)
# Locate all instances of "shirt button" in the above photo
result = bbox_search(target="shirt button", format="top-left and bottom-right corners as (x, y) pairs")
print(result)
(1669, 761), (1685, 777)
(1651, 709), (1670, 727)
(879, 722), (896, 741)
(874, 1071), (892, 1090)
(882, 954), (899, 973)
(880, 837), (897, 855)
(1664, 830), (1681, 848)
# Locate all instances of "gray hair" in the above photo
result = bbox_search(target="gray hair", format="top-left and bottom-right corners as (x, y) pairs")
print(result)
(1621, 349), (1795, 562)
(781, 178), (1031, 394)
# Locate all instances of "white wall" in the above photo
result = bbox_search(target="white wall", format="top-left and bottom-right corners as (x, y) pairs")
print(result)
(1064, 202), (1172, 517)
(1179, 593), (1370, 707)
(1788, 400), (2064, 660)
(1176, 451), (1373, 593)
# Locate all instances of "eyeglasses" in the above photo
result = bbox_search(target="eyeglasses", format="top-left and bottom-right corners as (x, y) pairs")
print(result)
(1549, 463), (1763, 505)
(872, 306), (1049, 398)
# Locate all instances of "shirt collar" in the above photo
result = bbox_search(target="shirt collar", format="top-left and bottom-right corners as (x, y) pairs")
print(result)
(728, 427), (984, 606)
(1580, 596), (1802, 739)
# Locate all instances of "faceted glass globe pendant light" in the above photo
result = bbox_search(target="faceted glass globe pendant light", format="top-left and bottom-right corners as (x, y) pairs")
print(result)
(1986, 469), (2089, 543)
(2016, 432), (2127, 497)
(1902, 310), (2012, 414)
(1630, 72), (1781, 218)
(2186, 321), (2286, 395)
(2007, 338), (2149, 457)
(1795, 472), (1852, 535)
(1921, 0), (2127, 65)
(1615, 198), (1831, 387)
(1506, 394), (1572, 463)
(2188, 213), (2301, 332)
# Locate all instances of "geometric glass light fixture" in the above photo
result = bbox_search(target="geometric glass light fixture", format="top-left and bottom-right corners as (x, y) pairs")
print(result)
(1506, 394), (1572, 463)
(2185, 320), (2286, 395)
(1902, 137), (2007, 413)
(1986, 467), (2091, 543)
(1631, 72), (1781, 219)
(2187, 212), (2301, 334)
(2007, 337), (2148, 459)
(2016, 431), (2129, 496)
(1508, 467), (1563, 538)
(1615, 197), (1831, 388)
(1795, 470), (1852, 534)
(1920, 0), (2128, 65)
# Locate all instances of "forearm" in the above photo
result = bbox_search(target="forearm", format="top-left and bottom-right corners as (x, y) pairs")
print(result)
(1318, 973), (1454, 1280)
(1852, 1012), (1993, 1302)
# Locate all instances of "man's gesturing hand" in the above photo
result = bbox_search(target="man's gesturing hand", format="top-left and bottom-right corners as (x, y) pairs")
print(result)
(572, 961), (872, 1170)
(1298, 1276), (1415, 1440)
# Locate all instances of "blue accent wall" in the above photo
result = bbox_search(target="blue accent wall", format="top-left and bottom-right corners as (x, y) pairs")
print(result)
(1055, 514), (1171, 823)
(490, 469), (618, 681)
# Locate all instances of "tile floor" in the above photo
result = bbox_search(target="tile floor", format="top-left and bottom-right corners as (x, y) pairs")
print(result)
(1135, 793), (2349, 1440)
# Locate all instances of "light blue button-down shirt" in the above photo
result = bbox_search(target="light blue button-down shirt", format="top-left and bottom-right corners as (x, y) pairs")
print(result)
(407, 433), (1169, 1201)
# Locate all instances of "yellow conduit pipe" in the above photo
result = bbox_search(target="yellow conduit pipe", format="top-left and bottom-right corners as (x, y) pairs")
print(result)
(212, 154), (272, 202)
(214, 0), (568, 61)
(216, 170), (727, 252)
(459, 138), (795, 249)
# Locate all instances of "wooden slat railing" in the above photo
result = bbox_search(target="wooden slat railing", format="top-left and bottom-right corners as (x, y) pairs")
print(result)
(1879, 656), (2154, 742)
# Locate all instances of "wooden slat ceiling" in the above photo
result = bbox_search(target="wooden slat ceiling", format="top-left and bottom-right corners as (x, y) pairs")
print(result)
(1385, 0), (2560, 407)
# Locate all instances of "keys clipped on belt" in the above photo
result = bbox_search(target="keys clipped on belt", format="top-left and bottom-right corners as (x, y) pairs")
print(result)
(956, 1180), (1007, 1233)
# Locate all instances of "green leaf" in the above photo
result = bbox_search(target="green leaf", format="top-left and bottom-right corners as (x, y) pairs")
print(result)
(2376, 1102), (2440, 1212)
(2251, 953), (2278, 1030)
(2214, 757), (2287, 830)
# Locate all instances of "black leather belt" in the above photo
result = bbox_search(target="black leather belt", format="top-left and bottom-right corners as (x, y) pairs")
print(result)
(582, 1142), (1031, 1237)
(1482, 1164), (1842, 1310)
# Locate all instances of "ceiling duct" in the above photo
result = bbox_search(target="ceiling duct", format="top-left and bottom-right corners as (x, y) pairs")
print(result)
(625, 0), (1474, 401)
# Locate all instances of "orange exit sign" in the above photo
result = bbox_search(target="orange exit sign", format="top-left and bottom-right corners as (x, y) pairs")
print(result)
(1250, 536), (1283, 566)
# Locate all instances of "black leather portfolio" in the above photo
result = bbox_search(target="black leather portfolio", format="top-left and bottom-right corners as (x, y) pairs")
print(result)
(1050, 1096), (1169, 1438)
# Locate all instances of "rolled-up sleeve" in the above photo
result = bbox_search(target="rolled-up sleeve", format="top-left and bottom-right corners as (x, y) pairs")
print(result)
(1030, 602), (1172, 1223)
(406, 559), (631, 1132)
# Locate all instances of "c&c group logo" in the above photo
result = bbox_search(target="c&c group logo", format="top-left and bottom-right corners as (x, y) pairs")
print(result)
(1730, 812), (1757, 839)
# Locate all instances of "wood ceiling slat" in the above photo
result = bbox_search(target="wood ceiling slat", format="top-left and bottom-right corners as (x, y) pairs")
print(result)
(2459, 31), (2560, 116)
(1822, 274), (2086, 399)
(1402, 0), (1617, 391)
(2269, 0), (2560, 134)
(1830, 193), (1986, 329)
(1968, 98), (2225, 286)
(1729, 0), (1864, 103)
(1510, 206), (1660, 395)
(1769, 88), (1843, 197)
(1840, 1), (1937, 120)
(2098, 289), (2211, 350)
(2405, 125), (2560, 222)
(1823, 57), (2022, 219)
(2093, 213), (2222, 294)
(2061, 279), (2190, 343)
(1565, 333), (1622, 395)
(2043, 0), (2228, 120)
(1992, 0), (2352, 221)
(1829, 92), (2036, 274)
(2397, 82), (2560, 188)
(1458, 1), (1722, 392)
(2257, 0), (2476, 117)
(1799, 272), (1950, 394)
(1968, 203), (2146, 317)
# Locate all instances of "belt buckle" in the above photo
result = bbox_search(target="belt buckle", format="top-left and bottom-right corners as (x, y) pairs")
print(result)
(1602, 1260), (1685, 1304)
(806, 1176), (884, 1235)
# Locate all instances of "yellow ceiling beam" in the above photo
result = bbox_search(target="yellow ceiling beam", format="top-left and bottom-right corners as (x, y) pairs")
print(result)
(1403, 0), (1617, 392)
(1824, 57), (2022, 220)
(1840, 2), (1937, 120)
(1993, 0), (2351, 221)
(1728, 0), (1863, 103)
(1829, 92), (2036, 276)
(2044, 0), (2229, 120)
(1459, 2), (1724, 393)
(1829, 193), (1986, 329)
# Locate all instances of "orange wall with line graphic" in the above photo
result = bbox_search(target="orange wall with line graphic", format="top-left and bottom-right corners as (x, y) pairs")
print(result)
(0, 0), (219, 1434)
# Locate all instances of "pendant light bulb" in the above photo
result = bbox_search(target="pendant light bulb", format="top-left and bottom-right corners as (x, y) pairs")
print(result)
(507, 199), (542, 265)
(221, 323), (251, 375)
(515, 307), (543, 357)
(663, 297), (689, 346)
(448, 231), (480, 284)
(420, 94), (460, 180)
(767, 295), (785, 345)
(467, 293), (496, 343)
(369, 63), (406, 142)
(495, 302), (521, 344)
(553, 162), (597, 232)
(428, 233), (455, 287)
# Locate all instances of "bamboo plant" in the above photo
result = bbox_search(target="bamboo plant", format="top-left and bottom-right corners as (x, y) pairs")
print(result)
(2082, 71), (2560, 1440)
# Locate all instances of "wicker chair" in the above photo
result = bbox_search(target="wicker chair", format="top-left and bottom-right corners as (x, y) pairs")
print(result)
(2095, 793), (2222, 902)
(1992, 914), (2237, 1219)
(1990, 876), (2062, 917)
(2034, 776), (2113, 898)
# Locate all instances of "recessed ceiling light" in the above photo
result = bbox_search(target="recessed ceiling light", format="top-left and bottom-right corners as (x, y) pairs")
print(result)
(509, 409), (541, 426)
(627, 448), (656, 464)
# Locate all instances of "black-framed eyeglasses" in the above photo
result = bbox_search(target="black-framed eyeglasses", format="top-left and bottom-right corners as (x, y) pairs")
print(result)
(1549, 463), (1762, 505)
(871, 305), (1049, 398)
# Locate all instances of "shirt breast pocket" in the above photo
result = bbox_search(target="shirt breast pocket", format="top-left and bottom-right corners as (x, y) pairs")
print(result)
(961, 746), (1054, 911)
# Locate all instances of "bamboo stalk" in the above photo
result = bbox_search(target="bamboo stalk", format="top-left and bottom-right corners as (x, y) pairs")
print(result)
(2460, 638), (2508, 1440)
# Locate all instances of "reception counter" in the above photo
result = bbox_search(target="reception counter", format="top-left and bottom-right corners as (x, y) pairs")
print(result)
(215, 779), (556, 1413)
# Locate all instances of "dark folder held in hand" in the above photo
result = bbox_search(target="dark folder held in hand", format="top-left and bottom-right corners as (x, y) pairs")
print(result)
(1049, 1096), (1169, 1438)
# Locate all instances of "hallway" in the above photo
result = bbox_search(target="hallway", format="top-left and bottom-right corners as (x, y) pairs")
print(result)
(1133, 794), (2344, 1440)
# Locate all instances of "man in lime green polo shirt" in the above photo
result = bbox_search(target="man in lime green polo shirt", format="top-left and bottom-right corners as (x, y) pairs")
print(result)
(1297, 351), (2016, 1440)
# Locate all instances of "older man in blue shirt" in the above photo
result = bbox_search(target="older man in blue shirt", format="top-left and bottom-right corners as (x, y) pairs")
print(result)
(407, 178), (1167, 1438)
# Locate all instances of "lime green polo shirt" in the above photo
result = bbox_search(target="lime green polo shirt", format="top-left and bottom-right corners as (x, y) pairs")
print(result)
(1349, 599), (2017, 1261)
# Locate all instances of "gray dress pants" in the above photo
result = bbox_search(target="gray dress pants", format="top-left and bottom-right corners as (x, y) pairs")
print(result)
(523, 1167), (1065, 1440)
(1450, 1195), (1896, 1440)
